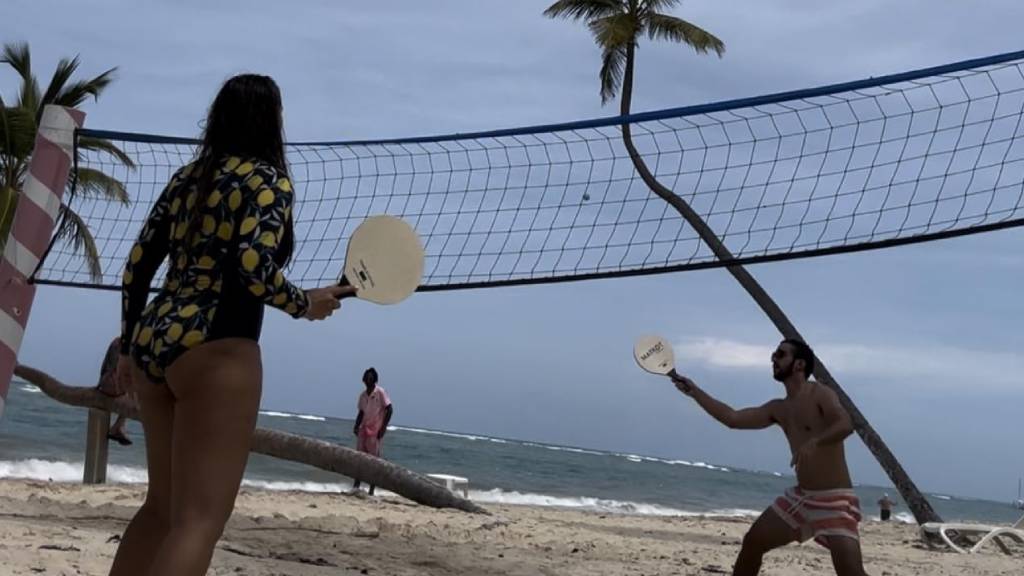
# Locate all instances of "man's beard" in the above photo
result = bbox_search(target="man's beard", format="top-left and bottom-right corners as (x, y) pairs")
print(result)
(773, 361), (794, 382)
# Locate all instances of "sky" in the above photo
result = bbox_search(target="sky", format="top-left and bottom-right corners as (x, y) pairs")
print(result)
(2, 0), (1023, 503)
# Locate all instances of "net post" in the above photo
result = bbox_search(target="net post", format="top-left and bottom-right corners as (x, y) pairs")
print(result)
(0, 105), (85, 420)
(83, 408), (110, 484)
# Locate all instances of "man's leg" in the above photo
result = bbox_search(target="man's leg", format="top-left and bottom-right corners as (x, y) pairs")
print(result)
(733, 507), (799, 576)
(825, 536), (870, 576)
(108, 390), (136, 446)
(352, 435), (366, 491)
(367, 437), (381, 495)
(108, 414), (132, 446)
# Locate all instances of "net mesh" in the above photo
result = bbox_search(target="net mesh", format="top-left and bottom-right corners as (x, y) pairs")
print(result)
(33, 50), (1024, 291)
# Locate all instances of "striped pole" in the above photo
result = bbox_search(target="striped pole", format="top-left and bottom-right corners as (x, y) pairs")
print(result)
(0, 105), (85, 420)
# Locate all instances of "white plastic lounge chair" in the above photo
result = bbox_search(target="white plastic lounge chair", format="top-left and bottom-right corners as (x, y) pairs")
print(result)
(920, 512), (1024, 554)
(426, 473), (470, 498)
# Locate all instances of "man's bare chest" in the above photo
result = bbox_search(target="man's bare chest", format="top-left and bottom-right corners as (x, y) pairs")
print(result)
(775, 397), (828, 437)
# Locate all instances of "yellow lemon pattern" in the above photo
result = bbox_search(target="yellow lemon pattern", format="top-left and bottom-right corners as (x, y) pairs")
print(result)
(120, 158), (309, 383)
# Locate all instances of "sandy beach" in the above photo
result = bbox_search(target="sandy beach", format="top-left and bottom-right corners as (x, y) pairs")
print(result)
(1, 479), (1020, 576)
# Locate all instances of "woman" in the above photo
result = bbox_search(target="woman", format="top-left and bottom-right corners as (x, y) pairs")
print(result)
(108, 74), (350, 576)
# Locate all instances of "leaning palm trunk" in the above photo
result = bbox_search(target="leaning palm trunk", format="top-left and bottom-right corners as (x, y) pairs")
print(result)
(14, 364), (488, 515)
(617, 43), (941, 525)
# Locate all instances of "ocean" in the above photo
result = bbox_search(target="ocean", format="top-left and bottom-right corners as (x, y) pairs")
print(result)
(1, 382), (1020, 526)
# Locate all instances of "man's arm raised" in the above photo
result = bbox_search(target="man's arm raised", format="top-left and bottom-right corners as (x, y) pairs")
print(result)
(672, 375), (778, 430)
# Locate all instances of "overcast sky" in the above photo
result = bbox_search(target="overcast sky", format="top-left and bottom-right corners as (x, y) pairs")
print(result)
(2, 0), (1023, 503)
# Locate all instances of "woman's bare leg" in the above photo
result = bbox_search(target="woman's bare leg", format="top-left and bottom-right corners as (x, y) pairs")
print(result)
(108, 367), (174, 575)
(146, 338), (263, 576)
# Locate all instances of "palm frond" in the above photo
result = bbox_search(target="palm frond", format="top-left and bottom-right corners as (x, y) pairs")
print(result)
(543, 0), (623, 21)
(53, 68), (116, 108)
(1, 43), (125, 278)
(599, 46), (627, 104)
(1, 43), (41, 112)
(588, 12), (637, 51)
(640, 0), (680, 15)
(69, 167), (129, 204)
(0, 92), (35, 191)
(0, 104), (37, 160)
(0, 188), (18, 245)
(1, 42), (32, 83)
(77, 136), (135, 168)
(586, 12), (635, 103)
(21, 76), (41, 114)
(40, 56), (80, 108)
(0, 95), (9, 190)
(54, 204), (102, 281)
(645, 13), (725, 56)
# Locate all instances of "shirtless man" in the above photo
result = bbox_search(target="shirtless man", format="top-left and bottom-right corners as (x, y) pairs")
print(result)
(672, 339), (870, 576)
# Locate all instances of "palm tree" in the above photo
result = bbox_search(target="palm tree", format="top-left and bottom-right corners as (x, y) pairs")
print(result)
(545, 0), (942, 524)
(0, 42), (133, 281)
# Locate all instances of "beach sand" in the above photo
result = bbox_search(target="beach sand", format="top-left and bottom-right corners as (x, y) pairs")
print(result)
(1, 479), (1020, 575)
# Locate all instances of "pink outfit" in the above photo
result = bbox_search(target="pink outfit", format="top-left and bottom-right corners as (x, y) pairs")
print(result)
(356, 385), (391, 456)
(356, 434), (382, 457)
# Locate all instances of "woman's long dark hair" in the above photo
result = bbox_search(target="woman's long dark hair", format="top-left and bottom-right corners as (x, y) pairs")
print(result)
(187, 74), (293, 263)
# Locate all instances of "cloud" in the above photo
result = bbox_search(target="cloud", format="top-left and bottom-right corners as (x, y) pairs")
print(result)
(674, 338), (771, 371)
(674, 336), (1024, 393)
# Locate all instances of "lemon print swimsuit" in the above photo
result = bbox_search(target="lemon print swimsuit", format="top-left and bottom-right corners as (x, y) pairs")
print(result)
(120, 156), (309, 382)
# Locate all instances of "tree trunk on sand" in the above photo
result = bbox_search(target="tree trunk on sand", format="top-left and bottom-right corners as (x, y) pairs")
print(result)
(616, 42), (941, 525)
(14, 364), (488, 515)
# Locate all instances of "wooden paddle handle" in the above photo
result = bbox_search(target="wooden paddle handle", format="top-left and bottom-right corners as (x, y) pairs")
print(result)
(667, 369), (694, 394)
(336, 274), (357, 300)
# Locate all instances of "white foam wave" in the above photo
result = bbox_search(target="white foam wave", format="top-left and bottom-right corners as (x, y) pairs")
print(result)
(242, 479), (351, 492)
(689, 461), (731, 472)
(18, 385), (40, 394)
(884, 512), (917, 525)
(0, 459), (148, 484)
(0, 459), (83, 482)
(391, 426), (508, 444)
(259, 410), (326, 422)
(521, 442), (605, 456)
(613, 454), (731, 472)
(471, 488), (759, 518)
(0, 460), (351, 494)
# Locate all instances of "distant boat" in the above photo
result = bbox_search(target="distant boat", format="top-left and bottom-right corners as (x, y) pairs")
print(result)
(1015, 478), (1024, 510)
